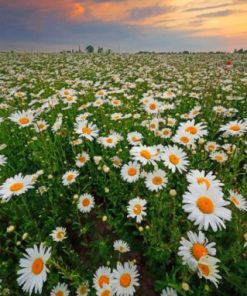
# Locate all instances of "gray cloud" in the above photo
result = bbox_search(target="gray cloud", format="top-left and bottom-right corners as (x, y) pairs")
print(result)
(198, 9), (236, 18)
(128, 5), (174, 20)
(185, 4), (230, 12)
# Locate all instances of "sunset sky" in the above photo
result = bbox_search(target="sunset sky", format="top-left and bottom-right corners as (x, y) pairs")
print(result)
(0, 0), (246, 52)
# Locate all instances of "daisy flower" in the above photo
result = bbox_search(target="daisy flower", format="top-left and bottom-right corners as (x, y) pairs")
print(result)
(34, 120), (49, 133)
(77, 282), (90, 296)
(96, 284), (113, 296)
(111, 156), (122, 168)
(63, 95), (77, 105)
(177, 119), (208, 140)
(0, 173), (34, 202)
(111, 262), (139, 296)
(186, 170), (223, 190)
(160, 128), (172, 139)
(121, 162), (140, 183)
(161, 287), (177, 296)
(144, 99), (160, 114)
(74, 120), (99, 141)
(93, 266), (112, 290)
(172, 131), (195, 147)
(161, 145), (188, 173)
(130, 145), (158, 165)
(98, 134), (119, 148)
(50, 227), (67, 242)
(182, 184), (231, 231)
(59, 88), (76, 97)
(210, 151), (228, 163)
(219, 120), (247, 136)
(114, 240), (130, 254)
(78, 193), (95, 213)
(75, 152), (90, 168)
(17, 243), (51, 295)
(204, 141), (218, 152)
(197, 255), (222, 287)
(228, 190), (247, 211)
(145, 169), (167, 192)
(52, 114), (63, 133)
(178, 231), (216, 270)
(62, 170), (79, 186)
(127, 132), (143, 146)
(50, 282), (70, 296)
(127, 197), (147, 223)
(9, 109), (35, 128)
(0, 154), (7, 167)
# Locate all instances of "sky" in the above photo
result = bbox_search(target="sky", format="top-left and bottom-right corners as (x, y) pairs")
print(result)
(0, 0), (246, 52)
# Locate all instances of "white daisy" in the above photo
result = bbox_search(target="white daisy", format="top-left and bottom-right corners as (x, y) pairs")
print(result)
(9, 109), (35, 128)
(50, 227), (67, 242)
(34, 120), (49, 133)
(219, 120), (247, 136)
(17, 243), (51, 295)
(93, 266), (112, 290)
(178, 231), (216, 271)
(111, 262), (139, 296)
(177, 119), (208, 140)
(114, 240), (130, 253)
(204, 141), (218, 152)
(78, 193), (95, 213)
(127, 197), (147, 223)
(62, 170), (79, 186)
(197, 255), (222, 287)
(121, 162), (140, 183)
(0, 154), (7, 167)
(160, 128), (172, 139)
(50, 282), (70, 296)
(130, 145), (158, 165)
(161, 145), (188, 173)
(186, 170), (223, 190)
(111, 156), (122, 168)
(182, 184), (231, 231)
(76, 282), (90, 296)
(0, 173), (34, 202)
(74, 120), (99, 141)
(145, 169), (167, 192)
(75, 152), (90, 168)
(127, 132), (143, 146)
(228, 190), (247, 211)
(160, 287), (177, 296)
(210, 151), (228, 163)
(96, 284), (113, 296)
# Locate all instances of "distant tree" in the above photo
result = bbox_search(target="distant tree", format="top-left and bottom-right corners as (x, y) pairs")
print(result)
(85, 45), (94, 53)
(97, 47), (103, 53)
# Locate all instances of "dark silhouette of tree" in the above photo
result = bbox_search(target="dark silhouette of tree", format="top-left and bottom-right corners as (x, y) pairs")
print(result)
(85, 45), (94, 53)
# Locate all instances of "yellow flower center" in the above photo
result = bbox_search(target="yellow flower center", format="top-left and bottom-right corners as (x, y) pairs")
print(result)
(66, 96), (73, 101)
(120, 273), (132, 287)
(19, 117), (30, 125)
(197, 177), (211, 190)
(38, 123), (45, 129)
(163, 130), (170, 136)
(64, 90), (70, 95)
(32, 258), (44, 275)
(127, 167), (137, 176)
(192, 243), (208, 260)
(56, 231), (64, 240)
(55, 291), (64, 296)
(82, 127), (92, 135)
(152, 176), (163, 185)
(106, 138), (113, 143)
(186, 126), (197, 134)
(208, 144), (215, 151)
(133, 204), (142, 215)
(198, 262), (210, 276)
(79, 156), (86, 163)
(101, 290), (111, 296)
(10, 182), (24, 192)
(231, 195), (240, 206)
(197, 196), (214, 214)
(169, 154), (180, 165)
(79, 286), (88, 294)
(150, 123), (156, 129)
(132, 136), (140, 142)
(229, 125), (240, 131)
(82, 198), (90, 207)
(180, 136), (189, 143)
(66, 174), (74, 181)
(140, 149), (151, 160)
(149, 103), (156, 110)
(98, 275), (109, 288)
(214, 155), (223, 161)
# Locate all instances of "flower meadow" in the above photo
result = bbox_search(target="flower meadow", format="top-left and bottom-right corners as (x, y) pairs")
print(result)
(0, 52), (246, 296)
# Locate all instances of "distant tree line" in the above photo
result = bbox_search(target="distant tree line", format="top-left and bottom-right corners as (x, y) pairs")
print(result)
(233, 49), (247, 54)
